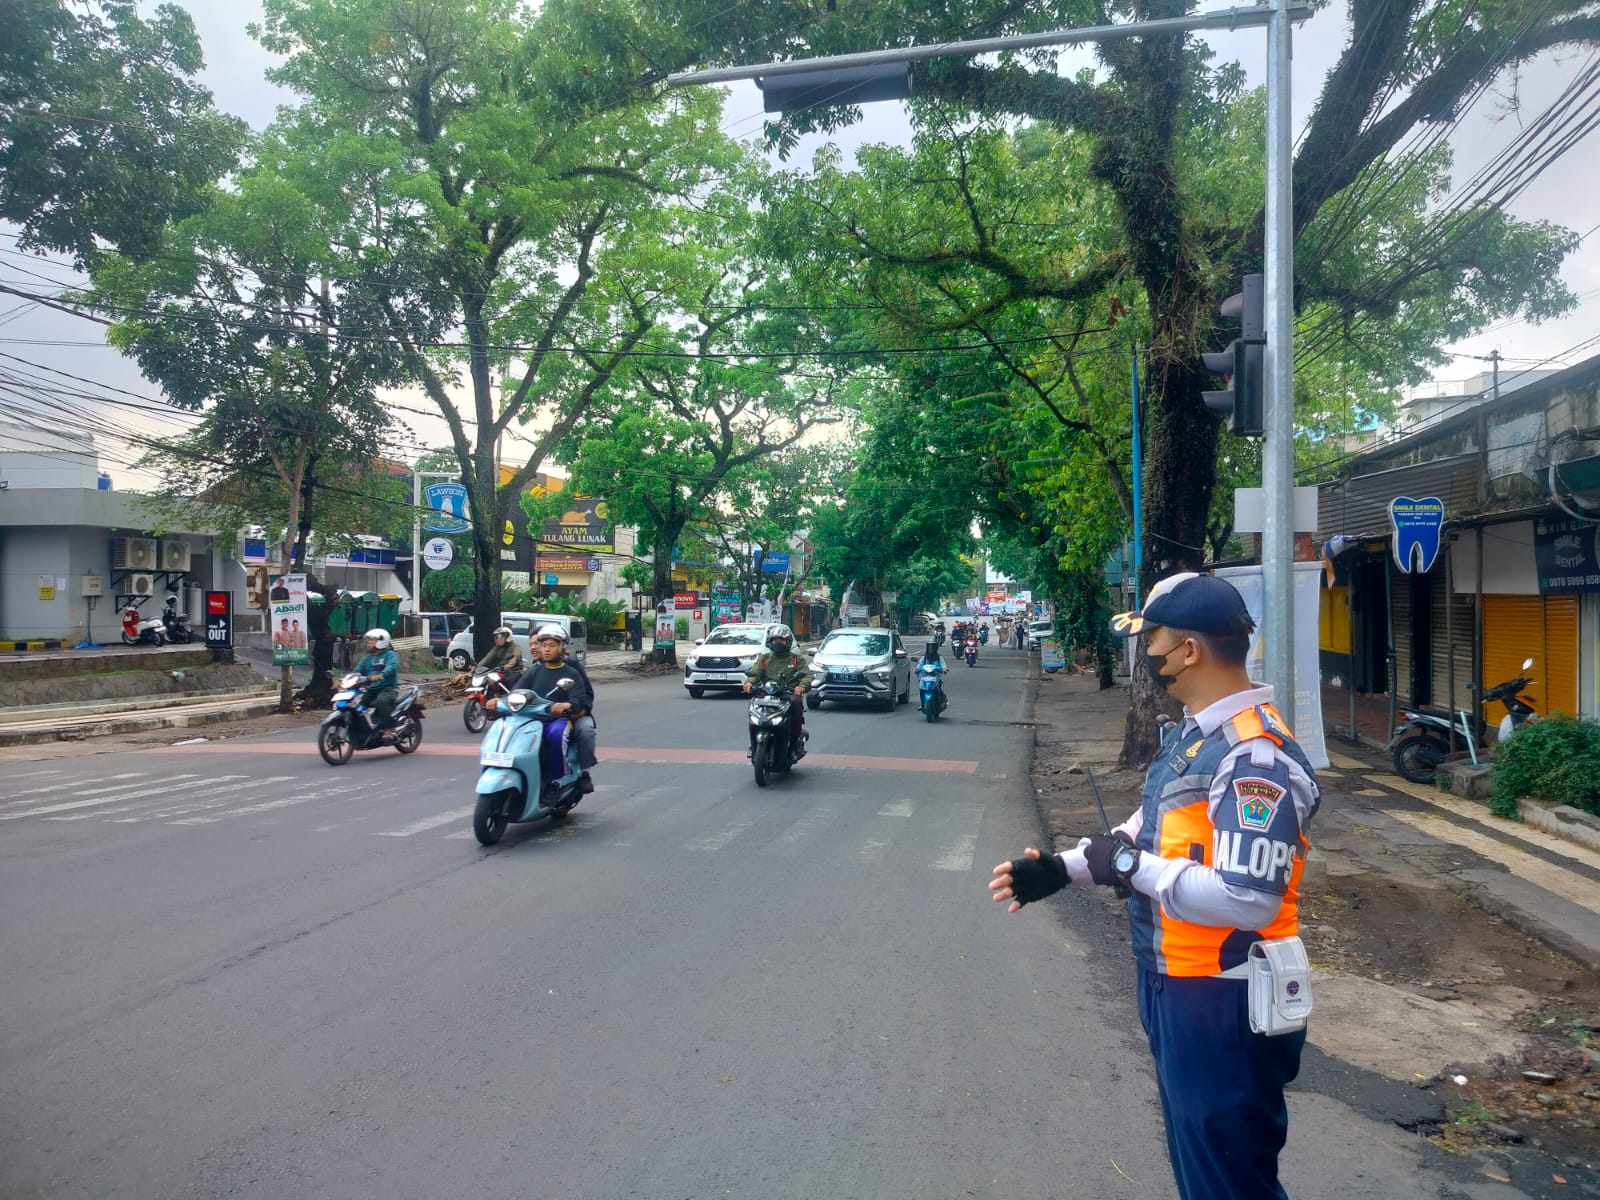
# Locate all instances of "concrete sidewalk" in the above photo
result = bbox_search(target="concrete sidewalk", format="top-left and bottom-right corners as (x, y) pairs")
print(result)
(1030, 672), (1600, 973)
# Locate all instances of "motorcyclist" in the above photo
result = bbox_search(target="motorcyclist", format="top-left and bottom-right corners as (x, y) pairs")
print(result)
(356, 628), (400, 746)
(917, 637), (949, 711)
(507, 625), (597, 789)
(742, 624), (812, 759)
(474, 625), (524, 677)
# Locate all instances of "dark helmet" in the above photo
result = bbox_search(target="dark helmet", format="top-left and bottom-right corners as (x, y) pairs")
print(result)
(925, 639), (939, 656)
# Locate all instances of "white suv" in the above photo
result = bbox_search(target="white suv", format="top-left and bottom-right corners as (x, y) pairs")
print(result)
(683, 623), (786, 697)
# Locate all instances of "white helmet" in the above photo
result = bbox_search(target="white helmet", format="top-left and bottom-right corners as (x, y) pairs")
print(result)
(534, 623), (567, 643)
(364, 628), (391, 650)
(766, 624), (794, 652)
(493, 625), (514, 640)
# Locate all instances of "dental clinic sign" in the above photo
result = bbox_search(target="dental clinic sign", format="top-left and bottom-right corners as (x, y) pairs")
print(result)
(1534, 516), (1600, 593)
(1388, 496), (1445, 574)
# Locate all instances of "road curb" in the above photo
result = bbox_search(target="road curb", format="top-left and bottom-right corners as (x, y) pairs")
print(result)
(0, 699), (282, 746)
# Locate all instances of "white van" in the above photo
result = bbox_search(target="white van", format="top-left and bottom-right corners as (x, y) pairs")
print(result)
(445, 611), (589, 670)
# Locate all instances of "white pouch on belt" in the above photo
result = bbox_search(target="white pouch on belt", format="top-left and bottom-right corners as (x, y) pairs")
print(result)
(1246, 936), (1313, 1035)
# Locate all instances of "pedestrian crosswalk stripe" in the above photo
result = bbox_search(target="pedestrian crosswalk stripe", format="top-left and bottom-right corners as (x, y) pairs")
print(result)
(2, 774), (217, 820)
(684, 820), (754, 851)
(0, 772), (148, 809)
(879, 800), (915, 817)
(377, 808), (474, 837)
(169, 781), (343, 824)
(858, 799), (917, 862)
(930, 802), (986, 872)
(768, 806), (837, 851)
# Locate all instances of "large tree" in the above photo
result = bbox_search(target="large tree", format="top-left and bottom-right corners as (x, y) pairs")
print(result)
(658, 0), (1596, 762)
(252, 0), (740, 658)
(0, 0), (245, 268)
(87, 169), (409, 708)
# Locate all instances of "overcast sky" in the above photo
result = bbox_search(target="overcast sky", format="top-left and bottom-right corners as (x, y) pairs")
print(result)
(2, 1), (1596, 486)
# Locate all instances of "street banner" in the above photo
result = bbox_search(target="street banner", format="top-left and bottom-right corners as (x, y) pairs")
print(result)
(713, 592), (740, 625)
(270, 573), (309, 666)
(1215, 562), (1329, 769)
(654, 599), (676, 650)
(1533, 515), (1600, 593)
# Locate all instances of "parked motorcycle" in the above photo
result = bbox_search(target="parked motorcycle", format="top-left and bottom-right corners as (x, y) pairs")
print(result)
(917, 661), (948, 722)
(964, 638), (978, 667)
(317, 671), (424, 765)
(462, 667), (513, 734)
(160, 596), (194, 644)
(1483, 657), (1541, 742)
(472, 680), (585, 844)
(1389, 657), (1540, 783)
(120, 606), (166, 647)
(749, 680), (807, 787)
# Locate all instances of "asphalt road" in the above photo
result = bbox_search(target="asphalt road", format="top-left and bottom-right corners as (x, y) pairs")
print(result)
(0, 649), (1531, 1199)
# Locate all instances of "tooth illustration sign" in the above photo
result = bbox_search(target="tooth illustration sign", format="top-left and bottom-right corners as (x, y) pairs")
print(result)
(1388, 496), (1446, 574)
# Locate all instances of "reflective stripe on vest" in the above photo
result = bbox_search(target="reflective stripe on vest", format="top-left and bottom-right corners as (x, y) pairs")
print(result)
(1127, 703), (1318, 978)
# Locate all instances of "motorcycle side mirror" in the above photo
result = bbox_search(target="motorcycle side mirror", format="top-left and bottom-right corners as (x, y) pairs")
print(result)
(1521, 657), (1534, 671)
(555, 678), (574, 690)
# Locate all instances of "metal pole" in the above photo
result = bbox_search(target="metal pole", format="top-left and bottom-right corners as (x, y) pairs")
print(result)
(412, 463), (422, 614)
(1131, 344), (1143, 609)
(1262, 0), (1296, 727)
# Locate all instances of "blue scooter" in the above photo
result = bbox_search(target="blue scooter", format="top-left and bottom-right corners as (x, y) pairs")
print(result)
(917, 661), (948, 722)
(472, 680), (585, 845)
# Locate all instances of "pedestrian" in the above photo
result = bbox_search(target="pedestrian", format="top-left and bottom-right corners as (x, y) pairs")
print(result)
(988, 572), (1319, 1200)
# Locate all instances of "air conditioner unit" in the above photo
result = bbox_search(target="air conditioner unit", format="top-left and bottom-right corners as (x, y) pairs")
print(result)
(128, 573), (154, 596)
(112, 536), (156, 570)
(160, 539), (191, 572)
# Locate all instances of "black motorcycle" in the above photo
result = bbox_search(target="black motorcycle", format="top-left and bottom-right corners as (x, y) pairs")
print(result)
(748, 681), (807, 787)
(318, 672), (425, 765)
(1389, 657), (1540, 783)
(160, 605), (194, 643)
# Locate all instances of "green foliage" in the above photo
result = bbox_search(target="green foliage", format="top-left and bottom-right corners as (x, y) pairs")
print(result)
(576, 598), (625, 631)
(1490, 714), (1600, 819)
(0, 0), (246, 266)
(422, 562), (475, 610)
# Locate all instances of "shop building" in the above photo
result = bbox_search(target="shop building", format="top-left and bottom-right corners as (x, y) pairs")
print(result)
(1316, 353), (1600, 733)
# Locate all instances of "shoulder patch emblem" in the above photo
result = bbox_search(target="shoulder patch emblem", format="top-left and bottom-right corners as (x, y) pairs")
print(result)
(1233, 777), (1285, 829)
(1184, 738), (1205, 759)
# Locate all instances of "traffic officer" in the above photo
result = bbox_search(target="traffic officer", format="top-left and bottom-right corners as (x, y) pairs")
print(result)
(989, 572), (1320, 1200)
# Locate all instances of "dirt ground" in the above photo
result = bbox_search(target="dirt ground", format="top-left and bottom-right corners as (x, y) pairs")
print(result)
(1028, 669), (1600, 1177)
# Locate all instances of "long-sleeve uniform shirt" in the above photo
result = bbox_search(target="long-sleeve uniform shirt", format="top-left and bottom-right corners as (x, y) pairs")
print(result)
(1060, 684), (1320, 977)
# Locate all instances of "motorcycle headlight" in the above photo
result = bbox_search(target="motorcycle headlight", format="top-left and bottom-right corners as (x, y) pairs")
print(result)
(341, 673), (361, 687)
(505, 692), (528, 712)
(766, 712), (786, 725)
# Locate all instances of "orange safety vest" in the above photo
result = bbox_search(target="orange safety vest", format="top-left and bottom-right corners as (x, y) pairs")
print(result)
(1128, 703), (1318, 978)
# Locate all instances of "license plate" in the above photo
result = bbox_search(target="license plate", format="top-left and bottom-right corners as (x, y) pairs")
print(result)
(708, 673), (738, 681)
(481, 750), (515, 768)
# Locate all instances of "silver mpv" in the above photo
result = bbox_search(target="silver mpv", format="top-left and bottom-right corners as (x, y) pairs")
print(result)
(809, 628), (911, 712)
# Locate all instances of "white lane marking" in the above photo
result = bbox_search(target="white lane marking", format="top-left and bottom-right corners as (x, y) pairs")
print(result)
(376, 808), (474, 837)
(112, 776), (302, 822)
(445, 828), (477, 839)
(858, 800), (916, 862)
(684, 821), (754, 851)
(0, 773), (148, 809)
(4, 775), (217, 820)
(931, 803), (987, 872)
(169, 781), (346, 824)
(768, 807), (836, 849)
(858, 838), (891, 863)
(879, 800), (915, 817)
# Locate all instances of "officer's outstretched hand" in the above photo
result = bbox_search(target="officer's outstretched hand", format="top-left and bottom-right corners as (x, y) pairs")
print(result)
(989, 847), (1068, 913)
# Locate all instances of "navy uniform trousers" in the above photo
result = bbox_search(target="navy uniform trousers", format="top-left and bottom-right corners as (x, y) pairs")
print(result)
(1138, 966), (1307, 1200)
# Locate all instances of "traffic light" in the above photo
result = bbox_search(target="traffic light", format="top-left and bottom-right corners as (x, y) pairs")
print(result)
(756, 64), (914, 113)
(1202, 273), (1265, 438)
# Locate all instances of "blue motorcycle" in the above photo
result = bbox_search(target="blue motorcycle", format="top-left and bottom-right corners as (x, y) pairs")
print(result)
(917, 661), (948, 722)
(472, 680), (586, 845)
(318, 671), (423, 765)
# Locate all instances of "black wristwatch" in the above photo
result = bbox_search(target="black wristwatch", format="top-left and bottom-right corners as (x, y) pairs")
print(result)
(1110, 840), (1141, 889)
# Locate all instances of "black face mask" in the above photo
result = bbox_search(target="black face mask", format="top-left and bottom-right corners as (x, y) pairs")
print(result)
(1145, 642), (1187, 691)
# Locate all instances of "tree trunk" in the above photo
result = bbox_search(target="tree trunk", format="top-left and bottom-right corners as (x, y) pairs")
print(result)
(1118, 353), (1214, 768)
(651, 538), (677, 665)
(277, 482), (303, 715)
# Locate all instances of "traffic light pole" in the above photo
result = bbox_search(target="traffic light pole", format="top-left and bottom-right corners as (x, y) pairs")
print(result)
(1263, 0), (1296, 728)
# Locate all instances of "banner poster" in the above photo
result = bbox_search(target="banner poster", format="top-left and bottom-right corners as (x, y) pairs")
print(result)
(270, 573), (309, 666)
(1214, 563), (1329, 769)
(654, 599), (676, 649)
